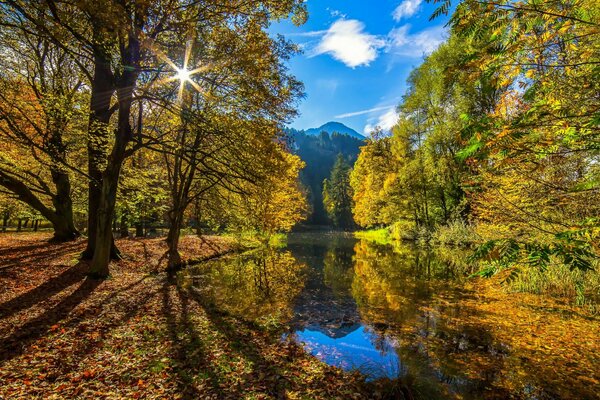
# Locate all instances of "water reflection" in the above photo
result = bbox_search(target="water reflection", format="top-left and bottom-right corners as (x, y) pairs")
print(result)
(182, 233), (597, 399)
(182, 249), (305, 322)
(293, 326), (401, 380)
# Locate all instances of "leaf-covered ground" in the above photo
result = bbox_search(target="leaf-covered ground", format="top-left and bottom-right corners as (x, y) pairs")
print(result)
(0, 233), (369, 399)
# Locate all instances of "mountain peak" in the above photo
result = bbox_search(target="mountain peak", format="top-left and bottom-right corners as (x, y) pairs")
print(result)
(305, 121), (364, 139)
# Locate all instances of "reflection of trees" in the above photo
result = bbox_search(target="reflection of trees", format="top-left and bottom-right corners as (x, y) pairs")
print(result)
(322, 245), (354, 296)
(351, 240), (472, 322)
(351, 239), (511, 399)
(351, 240), (439, 323)
(185, 249), (306, 321)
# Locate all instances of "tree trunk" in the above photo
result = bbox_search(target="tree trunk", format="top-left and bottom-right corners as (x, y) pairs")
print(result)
(166, 210), (184, 275)
(17, 219), (22, 232)
(89, 168), (122, 278)
(1, 170), (79, 241)
(50, 168), (80, 241)
(135, 222), (144, 237)
(82, 47), (116, 259)
(2, 213), (8, 232)
(34, 220), (39, 231)
(88, 40), (139, 277)
(120, 213), (129, 238)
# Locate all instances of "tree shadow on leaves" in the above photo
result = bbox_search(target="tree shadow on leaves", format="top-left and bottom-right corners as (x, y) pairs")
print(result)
(0, 240), (83, 270)
(160, 281), (222, 398)
(0, 265), (100, 363)
(0, 262), (88, 319)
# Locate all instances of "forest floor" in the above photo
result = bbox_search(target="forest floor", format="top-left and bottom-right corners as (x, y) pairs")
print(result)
(0, 233), (369, 399)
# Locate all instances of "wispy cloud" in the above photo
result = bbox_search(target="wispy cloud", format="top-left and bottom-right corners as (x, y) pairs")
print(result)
(326, 8), (347, 19)
(310, 19), (386, 68)
(335, 105), (396, 119)
(364, 107), (400, 134)
(392, 0), (423, 21)
(284, 30), (328, 38)
(387, 24), (446, 57)
(316, 78), (340, 93)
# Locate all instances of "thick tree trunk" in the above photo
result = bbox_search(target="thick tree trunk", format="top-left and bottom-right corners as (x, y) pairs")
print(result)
(0, 171), (78, 240)
(50, 169), (80, 241)
(82, 47), (116, 259)
(17, 219), (22, 232)
(34, 220), (39, 231)
(2, 213), (8, 232)
(88, 41), (139, 277)
(89, 168), (122, 278)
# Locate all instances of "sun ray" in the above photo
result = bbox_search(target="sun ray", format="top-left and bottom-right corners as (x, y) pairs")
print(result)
(143, 36), (208, 102)
(187, 65), (212, 76)
(187, 79), (203, 94)
(183, 39), (193, 72)
(178, 81), (185, 102)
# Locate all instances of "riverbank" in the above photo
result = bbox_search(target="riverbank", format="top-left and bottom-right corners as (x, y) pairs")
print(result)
(0, 233), (369, 399)
(354, 227), (600, 309)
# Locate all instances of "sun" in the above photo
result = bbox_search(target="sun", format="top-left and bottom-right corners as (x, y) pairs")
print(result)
(176, 67), (191, 82)
(143, 37), (207, 101)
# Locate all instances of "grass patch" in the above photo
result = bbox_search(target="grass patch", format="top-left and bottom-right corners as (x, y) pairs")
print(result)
(354, 227), (392, 244)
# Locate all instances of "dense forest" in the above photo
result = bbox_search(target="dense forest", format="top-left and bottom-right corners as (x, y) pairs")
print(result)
(286, 127), (363, 225)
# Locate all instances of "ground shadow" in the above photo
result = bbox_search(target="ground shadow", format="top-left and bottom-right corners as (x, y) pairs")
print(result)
(0, 267), (100, 362)
(0, 262), (88, 319)
(0, 241), (83, 270)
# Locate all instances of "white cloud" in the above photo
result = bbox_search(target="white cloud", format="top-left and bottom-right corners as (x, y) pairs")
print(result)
(335, 105), (396, 119)
(311, 19), (386, 68)
(364, 107), (399, 134)
(387, 24), (446, 57)
(392, 0), (423, 21)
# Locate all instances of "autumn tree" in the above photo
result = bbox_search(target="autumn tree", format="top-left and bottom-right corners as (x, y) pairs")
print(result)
(0, 23), (86, 241)
(1, 0), (308, 277)
(350, 38), (478, 236)
(442, 0), (600, 269)
(350, 131), (395, 228)
(132, 3), (308, 271)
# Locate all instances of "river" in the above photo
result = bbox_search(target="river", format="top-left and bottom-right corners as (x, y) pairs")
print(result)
(181, 232), (599, 399)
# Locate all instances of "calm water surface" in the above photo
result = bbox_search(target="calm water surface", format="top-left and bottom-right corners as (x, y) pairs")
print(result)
(182, 232), (587, 399)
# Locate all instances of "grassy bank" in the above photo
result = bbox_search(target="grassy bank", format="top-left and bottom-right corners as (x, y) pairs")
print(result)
(354, 226), (600, 309)
(0, 233), (369, 399)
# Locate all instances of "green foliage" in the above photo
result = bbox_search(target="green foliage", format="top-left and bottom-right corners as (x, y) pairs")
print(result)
(470, 230), (597, 282)
(322, 154), (354, 229)
(351, 0), (600, 291)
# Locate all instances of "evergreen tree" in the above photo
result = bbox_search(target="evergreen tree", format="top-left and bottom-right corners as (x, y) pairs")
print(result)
(323, 154), (354, 229)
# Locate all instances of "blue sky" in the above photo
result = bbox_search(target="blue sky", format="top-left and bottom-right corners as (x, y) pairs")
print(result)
(271, 0), (452, 135)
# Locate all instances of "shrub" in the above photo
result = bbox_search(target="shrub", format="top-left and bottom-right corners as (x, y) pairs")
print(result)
(431, 220), (479, 247)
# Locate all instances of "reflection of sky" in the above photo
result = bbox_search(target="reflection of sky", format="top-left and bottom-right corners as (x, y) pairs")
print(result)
(293, 325), (402, 380)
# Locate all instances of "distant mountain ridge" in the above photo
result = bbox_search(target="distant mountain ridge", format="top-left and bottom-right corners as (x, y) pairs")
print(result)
(304, 121), (364, 140)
